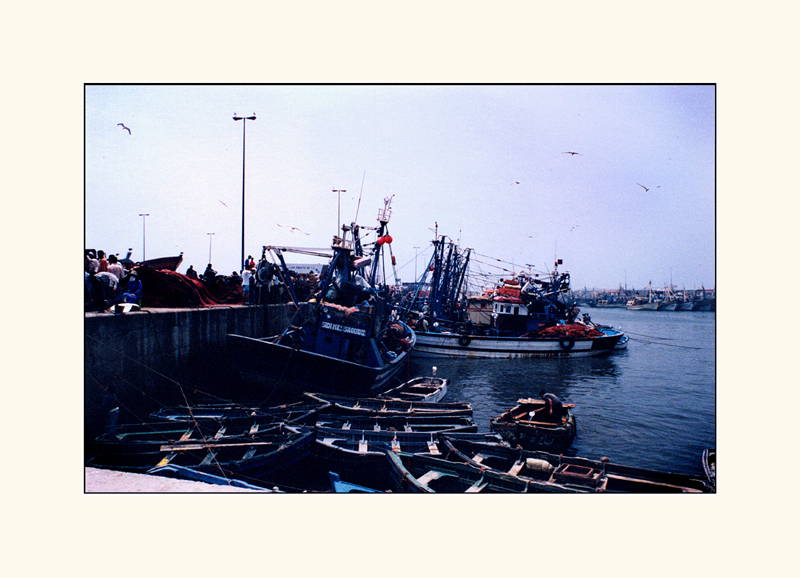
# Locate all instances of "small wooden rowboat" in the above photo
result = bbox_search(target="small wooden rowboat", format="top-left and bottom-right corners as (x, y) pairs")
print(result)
(304, 426), (504, 491)
(314, 413), (477, 433)
(702, 448), (716, 489)
(379, 376), (449, 403)
(304, 392), (473, 418)
(85, 426), (315, 485)
(384, 450), (577, 493)
(440, 436), (714, 493)
(149, 400), (325, 423)
(489, 397), (576, 451)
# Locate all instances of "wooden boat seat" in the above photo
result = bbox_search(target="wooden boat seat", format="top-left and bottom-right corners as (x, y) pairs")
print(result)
(417, 469), (456, 486)
(507, 460), (525, 476)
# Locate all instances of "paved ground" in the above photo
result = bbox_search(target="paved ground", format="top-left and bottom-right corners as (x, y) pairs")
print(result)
(84, 467), (267, 493)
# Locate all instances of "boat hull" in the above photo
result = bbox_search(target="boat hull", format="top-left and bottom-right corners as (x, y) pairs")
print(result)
(411, 331), (621, 358)
(227, 333), (410, 397)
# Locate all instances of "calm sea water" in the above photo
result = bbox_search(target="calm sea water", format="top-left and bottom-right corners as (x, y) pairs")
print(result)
(408, 307), (716, 477)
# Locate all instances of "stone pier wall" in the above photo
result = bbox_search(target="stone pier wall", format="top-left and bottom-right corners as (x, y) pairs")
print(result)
(84, 304), (297, 439)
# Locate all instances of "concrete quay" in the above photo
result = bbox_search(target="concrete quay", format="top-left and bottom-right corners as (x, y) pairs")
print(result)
(84, 303), (297, 440)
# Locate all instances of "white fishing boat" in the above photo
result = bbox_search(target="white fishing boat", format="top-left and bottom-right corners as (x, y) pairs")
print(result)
(404, 237), (624, 359)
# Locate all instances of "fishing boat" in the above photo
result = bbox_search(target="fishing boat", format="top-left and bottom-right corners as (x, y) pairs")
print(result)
(577, 313), (628, 349)
(304, 392), (473, 418)
(384, 449), (576, 493)
(489, 397), (576, 451)
(141, 252), (184, 272)
(227, 197), (416, 397)
(85, 425), (315, 483)
(403, 236), (623, 358)
(379, 376), (448, 402)
(441, 436), (713, 493)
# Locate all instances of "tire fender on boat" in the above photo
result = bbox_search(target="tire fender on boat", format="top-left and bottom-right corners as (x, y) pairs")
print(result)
(458, 334), (471, 347)
(559, 337), (575, 351)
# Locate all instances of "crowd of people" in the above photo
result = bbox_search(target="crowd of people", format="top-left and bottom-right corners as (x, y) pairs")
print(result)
(85, 249), (143, 312)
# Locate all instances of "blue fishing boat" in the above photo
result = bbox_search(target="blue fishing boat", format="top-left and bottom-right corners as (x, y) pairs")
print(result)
(227, 197), (415, 397)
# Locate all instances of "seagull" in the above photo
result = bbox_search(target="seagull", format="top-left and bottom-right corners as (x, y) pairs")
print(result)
(570, 225), (579, 232)
(563, 151), (581, 156)
(278, 224), (309, 235)
(511, 181), (520, 185)
(218, 199), (228, 208)
(117, 123), (131, 135)
(637, 183), (660, 192)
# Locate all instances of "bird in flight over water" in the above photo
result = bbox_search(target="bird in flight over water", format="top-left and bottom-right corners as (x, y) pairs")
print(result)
(637, 183), (660, 192)
(117, 123), (131, 134)
(278, 224), (309, 235)
(563, 151), (581, 156)
(218, 199), (228, 208)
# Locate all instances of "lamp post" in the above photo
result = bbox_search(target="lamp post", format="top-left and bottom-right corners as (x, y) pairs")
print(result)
(233, 112), (256, 270)
(207, 232), (215, 263)
(138, 213), (149, 261)
(332, 189), (346, 236)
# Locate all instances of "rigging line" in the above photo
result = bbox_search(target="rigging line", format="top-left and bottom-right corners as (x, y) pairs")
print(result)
(84, 333), (227, 404)
(85, 371), (151, 425)
(627, 337), (701, 350)
(622, 330), (679, 341)
(84, 335), (233, 481)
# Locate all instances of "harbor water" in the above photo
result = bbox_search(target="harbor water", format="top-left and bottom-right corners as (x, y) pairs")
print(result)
(409, 307), (716, 478)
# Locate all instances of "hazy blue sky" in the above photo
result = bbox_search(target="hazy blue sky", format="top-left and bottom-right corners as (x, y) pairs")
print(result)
(85, 84), (714, 291)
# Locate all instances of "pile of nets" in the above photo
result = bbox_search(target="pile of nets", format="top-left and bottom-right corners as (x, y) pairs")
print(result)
(135, 266), (243, 308)
(524, 323), (603, 339)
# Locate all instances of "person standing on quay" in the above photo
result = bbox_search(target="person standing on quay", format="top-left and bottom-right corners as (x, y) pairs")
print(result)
(97, 250), (109, 273)
(107, 254), (124, 280)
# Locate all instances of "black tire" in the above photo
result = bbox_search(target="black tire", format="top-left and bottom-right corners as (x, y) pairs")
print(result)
(559, 337), (575, 350)
(256, 263), (273, 284)
(458, 334), (471, 347)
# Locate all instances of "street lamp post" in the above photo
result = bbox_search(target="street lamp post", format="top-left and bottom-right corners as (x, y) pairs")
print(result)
(207, 232), (215, 263)
(138, 213), (149, 261)
(332, 189), (346, 236)
(233, 113), (256, 271)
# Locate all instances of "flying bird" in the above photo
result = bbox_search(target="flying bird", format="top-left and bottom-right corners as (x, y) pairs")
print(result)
(511, 181), (520, 185)
(218, 199), (228, 208)
(570, 225), (579, 232)
(563, 151), (581, 156)
(278, 224), (309, 235)
(637, 183), (660, 192)
(117, 123), (131, 134)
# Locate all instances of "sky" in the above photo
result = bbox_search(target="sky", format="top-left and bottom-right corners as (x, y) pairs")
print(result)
(85, 84), (715, 292)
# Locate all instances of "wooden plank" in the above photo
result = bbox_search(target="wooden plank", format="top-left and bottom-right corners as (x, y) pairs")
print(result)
(417, 470), (444, 485)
